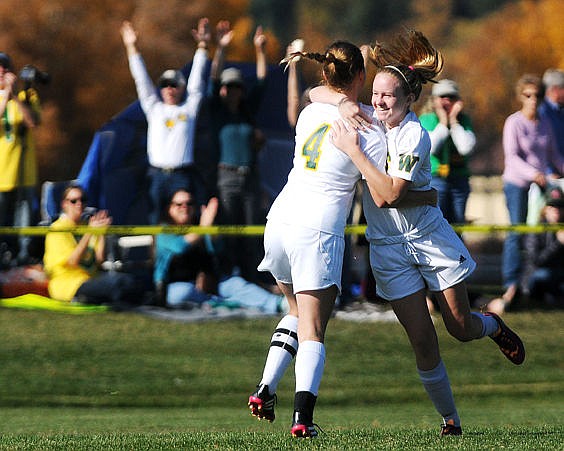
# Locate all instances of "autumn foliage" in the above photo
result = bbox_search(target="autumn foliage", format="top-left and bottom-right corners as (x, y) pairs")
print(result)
(0, 0), (561, 181)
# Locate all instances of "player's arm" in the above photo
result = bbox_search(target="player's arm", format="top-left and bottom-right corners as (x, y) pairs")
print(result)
(330, 119), (410, 206)
(390, 189), (437, 208)
(309, 85), (372, 130)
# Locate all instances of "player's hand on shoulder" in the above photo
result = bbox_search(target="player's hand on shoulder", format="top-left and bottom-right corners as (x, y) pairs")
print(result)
(338, 98), (373, 131)
(330, 119), (359, 154)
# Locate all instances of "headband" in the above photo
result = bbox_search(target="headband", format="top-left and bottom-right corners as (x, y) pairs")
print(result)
(384, 65), (409, 87)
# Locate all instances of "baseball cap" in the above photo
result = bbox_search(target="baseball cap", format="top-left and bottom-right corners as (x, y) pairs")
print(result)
(432, 79), (460, 98)
(542, 68), (564, 89)
(0, 52), (12, 70)
(157, 69), (186, 88)
(220, 67), (244, 87)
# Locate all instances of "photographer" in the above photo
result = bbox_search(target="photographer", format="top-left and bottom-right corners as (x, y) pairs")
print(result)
(0, 52), (42, 265)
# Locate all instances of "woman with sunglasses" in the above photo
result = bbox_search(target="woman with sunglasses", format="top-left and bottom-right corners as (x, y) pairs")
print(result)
(490, 73), (564, 313)
(154, 189), (284, 313)
(43, 184), (138, 305)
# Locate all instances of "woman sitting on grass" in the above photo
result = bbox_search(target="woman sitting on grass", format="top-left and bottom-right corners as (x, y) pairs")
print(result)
(154, 189), (285, 314)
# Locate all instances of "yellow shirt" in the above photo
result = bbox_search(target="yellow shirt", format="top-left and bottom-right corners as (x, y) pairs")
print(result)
(0, 89), (40, 191)
(43, 215), (100, 301)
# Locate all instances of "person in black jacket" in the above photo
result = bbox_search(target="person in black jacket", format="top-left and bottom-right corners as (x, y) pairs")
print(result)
(523, 186), (564, 307)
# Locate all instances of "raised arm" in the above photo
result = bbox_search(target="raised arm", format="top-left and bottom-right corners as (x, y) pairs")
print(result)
(286, 39), (304, 128)
(210, 20), (233, 81)
(120, 21), (139, 58)
(183, 197), (219, 244)
(254, 26), (267, 81)
(185, 17), (211, 97)
(191, 17), (212, 50)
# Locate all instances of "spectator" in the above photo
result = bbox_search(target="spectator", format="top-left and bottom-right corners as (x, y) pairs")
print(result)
(498, 74), (564, 310)
(206, 22), (268, 284)
(524, 187), (564, 307)
(0, 52), (41, 265)
(120, 18), (211, 224)
(154, 188), (284, 314)
(539, 68), (564, 163)
(43, 184), (139, 305)
(419, 79), (476, 225)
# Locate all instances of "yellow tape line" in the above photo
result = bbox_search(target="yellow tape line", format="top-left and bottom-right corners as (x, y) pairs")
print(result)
(0, 223), (562, 236)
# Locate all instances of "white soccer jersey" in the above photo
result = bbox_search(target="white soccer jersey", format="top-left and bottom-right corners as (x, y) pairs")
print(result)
(364, 111), (443, 243)
(266, 102), (387, 236)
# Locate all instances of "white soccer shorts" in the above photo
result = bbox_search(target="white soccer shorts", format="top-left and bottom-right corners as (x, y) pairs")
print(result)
(369, 220), (476, 300)
(258, 220), (344, 294)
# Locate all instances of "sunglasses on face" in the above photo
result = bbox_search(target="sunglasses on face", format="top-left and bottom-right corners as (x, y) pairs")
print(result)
(160, 82), (179, 89)
(439, 95), (458, 100)
(66, 197), (84, 204)
(172, 200), (194, 207)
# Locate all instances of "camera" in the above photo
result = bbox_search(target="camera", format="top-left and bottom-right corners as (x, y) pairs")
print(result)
(19, 65), (51, 86)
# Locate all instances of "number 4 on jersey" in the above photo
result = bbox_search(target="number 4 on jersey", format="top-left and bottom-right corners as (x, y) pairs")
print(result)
(302, 124), (330, 170)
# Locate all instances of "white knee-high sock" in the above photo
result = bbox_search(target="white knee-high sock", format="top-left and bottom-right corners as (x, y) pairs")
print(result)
(295, 340), (325, 396)
(259, 315), (298, 393)
(418, 360), (460, 427)
(472, 312), (499, 337)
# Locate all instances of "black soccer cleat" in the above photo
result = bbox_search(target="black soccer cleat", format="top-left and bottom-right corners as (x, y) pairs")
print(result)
(485, 312), (525, 365)
(248, 384), (276, 422)
(291, 410), (320, 438)
(440, 419), (462, 436)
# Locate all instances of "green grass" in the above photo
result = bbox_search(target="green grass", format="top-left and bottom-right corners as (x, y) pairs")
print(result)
(0, 308), (562, 450)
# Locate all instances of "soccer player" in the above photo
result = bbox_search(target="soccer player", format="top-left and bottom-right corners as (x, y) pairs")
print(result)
(325, 29), (525, 436)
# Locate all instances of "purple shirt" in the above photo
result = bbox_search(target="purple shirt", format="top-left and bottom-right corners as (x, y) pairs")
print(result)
(502, 111), (564, 188)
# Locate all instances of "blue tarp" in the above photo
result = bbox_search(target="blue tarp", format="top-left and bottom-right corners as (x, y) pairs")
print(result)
(77, 61), (296, 225)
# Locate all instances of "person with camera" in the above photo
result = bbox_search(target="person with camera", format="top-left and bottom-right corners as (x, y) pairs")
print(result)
(0, 52), (42, 266)
(43, 184), (140, 306)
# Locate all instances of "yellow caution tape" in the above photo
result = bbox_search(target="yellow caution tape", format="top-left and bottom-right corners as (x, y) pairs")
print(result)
(0, 223), (562, 236)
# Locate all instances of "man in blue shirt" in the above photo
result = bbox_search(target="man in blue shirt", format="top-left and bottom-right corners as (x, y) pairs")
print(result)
(539, 69), (564, 169)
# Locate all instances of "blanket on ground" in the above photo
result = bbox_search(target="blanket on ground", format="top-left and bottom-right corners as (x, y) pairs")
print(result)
(0, 293), (109, 313)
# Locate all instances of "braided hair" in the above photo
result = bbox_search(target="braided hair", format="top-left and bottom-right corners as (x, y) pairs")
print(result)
(281, 41), (365, 93)
(367, 29), (443, 101)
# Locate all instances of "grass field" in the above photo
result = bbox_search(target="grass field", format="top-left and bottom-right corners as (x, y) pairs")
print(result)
(0, 307), (562, 450)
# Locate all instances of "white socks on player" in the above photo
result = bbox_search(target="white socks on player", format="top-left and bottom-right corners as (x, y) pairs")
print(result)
(259, 315), (299, 393)
(295, 340), (325, 396)
(418, 359), (460, 427)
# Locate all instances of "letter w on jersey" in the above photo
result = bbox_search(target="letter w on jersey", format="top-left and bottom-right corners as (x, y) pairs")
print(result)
(398, 154), (419, 173)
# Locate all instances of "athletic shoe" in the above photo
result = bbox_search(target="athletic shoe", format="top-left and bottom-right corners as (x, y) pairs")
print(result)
(485, 312), (526, 365)
(291, 410), (320, 438)
(440, 419), (462, 436)
(248, 384), (276, 422)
